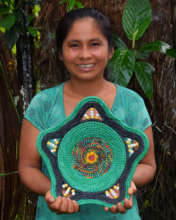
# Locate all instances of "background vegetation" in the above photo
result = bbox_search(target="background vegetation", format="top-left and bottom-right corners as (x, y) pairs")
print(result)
(0, 0), (176, 219)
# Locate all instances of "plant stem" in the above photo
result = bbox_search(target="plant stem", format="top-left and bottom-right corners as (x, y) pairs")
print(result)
(0, 171), (18, 177)
(132, 29), (139, 49)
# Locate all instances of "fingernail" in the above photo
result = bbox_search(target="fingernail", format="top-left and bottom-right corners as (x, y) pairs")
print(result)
(48, 197), (55, 203)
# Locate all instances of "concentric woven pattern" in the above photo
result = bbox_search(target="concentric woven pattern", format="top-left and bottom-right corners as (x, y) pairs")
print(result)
(36, 96), (149, 207)
(58, 121), (126, 192)
(72, 137), (112, 179)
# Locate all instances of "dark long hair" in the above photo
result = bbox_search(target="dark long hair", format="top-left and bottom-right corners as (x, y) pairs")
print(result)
(56, 8), (114, 81)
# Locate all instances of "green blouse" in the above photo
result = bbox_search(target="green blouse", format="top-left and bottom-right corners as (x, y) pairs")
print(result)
(24, 83), (152, 220)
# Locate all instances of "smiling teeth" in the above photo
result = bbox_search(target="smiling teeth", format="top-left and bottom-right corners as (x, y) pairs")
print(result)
(79, 64), (94, 68)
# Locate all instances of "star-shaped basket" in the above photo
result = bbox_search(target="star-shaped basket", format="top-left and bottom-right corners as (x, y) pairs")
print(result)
(36, 96), (149, 207)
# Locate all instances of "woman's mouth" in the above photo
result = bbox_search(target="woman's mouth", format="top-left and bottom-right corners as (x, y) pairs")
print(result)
(77, 64), (95, 71)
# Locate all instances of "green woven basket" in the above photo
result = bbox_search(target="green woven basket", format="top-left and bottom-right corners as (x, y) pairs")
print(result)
(36, 96), (149, 208)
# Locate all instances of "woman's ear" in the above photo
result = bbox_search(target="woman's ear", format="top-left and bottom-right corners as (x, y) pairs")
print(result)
(58, 51), (63, 61)
(108, 47), (114, 60)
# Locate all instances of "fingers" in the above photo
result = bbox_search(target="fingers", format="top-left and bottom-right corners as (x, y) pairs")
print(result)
(53, 197), (79, 214)
(104, 206), (109, 212)
(45, 191), (79, 214)
(72, 200), (80, 212)
(104, 182), (137, 214)
(105, 203), (126, 213)
(45, 190), (55, 204)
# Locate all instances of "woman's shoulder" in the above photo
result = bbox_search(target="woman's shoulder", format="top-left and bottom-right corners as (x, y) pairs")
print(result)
(36, 85), (61, 97)
(116, 84), (144, 102)
(31, 84), (63, 103)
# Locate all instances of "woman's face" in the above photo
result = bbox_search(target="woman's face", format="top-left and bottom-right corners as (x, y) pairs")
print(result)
(59, 17), (114, 81)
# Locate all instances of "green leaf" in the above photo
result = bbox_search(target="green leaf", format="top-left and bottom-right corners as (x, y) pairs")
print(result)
(113, 33), (127, 49)
(136, 49), (150, 60)
(135, 61), (155, 99)
(27, 15), (33, 25)
(32, 4), (41, 17)
(122, 0), (152, 41)
(67, 0), (76, 12)
(0, 14), (16, 29)
(0, 26), (5, 32)
(108, 48), (135, 86)
(0, 5), (10, 15)
(59, 0), (67, 5)
(75, 1), (84, 8)
(139, 41), (171, 53)
(165, 48), (176, 59)
(28, 26), (38, 37)
(5, 23), (21, 50)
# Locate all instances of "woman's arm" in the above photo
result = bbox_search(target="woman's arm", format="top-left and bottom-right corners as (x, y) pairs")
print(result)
(105, 125), (156, 213)
(18, 119), (79, 213)
(133, 126), (156, 187)
(18, 119), (51, 195)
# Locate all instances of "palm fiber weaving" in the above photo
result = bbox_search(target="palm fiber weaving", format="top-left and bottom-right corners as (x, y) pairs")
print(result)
(36, 96), (149, 207)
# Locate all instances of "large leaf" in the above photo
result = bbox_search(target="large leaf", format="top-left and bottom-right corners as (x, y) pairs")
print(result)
(113, 33), (127, 50)
(139, 41), (171, 53)
(122, 0), (152, 41)
(136, 49), (150, 60)
(108, 48), (135, 86)
(139, 41), (176, 59)
(0, 14), (16, 30)
(135, 61), (155, 99)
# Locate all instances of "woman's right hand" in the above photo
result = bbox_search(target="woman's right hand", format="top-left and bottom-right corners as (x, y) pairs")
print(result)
(45, 191), (79, 214)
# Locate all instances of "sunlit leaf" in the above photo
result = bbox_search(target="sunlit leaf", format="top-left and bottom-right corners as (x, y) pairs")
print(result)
(12, 43), (16, 55)
(75, 1), (84, 8)
(0, 26), (5, 32)
(32, 4), (41, 17)
(28, 26), (38, 37)
(122, 0), (152, 41)
(139, 41), (171, 53)
(135, 61), (155, 99)
(108, 48), (135, 86)
(67, 0), (76, 12)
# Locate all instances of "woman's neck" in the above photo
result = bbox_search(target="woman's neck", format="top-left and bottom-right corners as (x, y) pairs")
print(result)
(65, 77), (109, 99)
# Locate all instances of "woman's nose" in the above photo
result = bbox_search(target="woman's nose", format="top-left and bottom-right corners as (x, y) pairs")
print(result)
(79, 46), (92, 59)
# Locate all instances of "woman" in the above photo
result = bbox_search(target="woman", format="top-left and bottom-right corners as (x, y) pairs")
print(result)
(19, 8), (156, 220)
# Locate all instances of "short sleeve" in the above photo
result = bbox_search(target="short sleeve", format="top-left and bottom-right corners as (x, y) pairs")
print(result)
(126, 92), (152, 131)
(24, 91), (52, 131)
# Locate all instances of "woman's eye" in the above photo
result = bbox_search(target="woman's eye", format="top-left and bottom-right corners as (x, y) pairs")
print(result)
(70, 44), (79, 48)
(91, 42), (100, 47)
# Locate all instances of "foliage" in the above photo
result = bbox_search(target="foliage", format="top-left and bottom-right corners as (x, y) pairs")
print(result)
(108, 0), (176, 99)
(59, 0), (84, 12)
(0, 0), (41, 50)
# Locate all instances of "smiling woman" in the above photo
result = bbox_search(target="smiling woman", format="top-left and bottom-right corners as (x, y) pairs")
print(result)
(59, 17), (113, 82)
(18, 8), (156, 220)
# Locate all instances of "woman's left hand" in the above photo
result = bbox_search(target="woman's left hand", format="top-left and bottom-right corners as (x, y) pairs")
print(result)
(104, 181), (137, 213)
